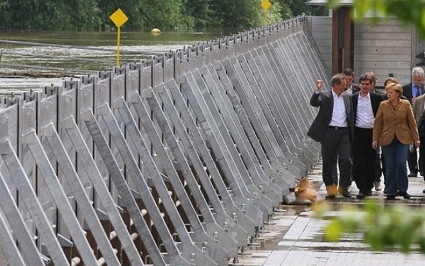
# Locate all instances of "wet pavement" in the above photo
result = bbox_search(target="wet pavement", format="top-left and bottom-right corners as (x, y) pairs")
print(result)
(238, 162), (425, 266)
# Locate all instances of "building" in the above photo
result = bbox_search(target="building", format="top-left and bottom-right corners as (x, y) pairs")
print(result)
(307, 0), (425, 86)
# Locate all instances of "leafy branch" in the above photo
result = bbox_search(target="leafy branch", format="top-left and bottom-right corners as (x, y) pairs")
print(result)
(314, 199), (425, 253)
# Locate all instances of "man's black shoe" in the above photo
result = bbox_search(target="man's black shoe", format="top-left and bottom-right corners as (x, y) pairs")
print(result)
(423, 189), (425, 194)
(386, 195), (396, 200)
(341, 190), (352, 198)
(399, 191), (411, 199)
(408, 173), (418, 177)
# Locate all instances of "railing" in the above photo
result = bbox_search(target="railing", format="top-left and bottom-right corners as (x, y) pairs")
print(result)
(0, 15), (327, 265)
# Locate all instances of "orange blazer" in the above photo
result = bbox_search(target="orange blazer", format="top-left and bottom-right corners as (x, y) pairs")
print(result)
(373, 99), (419, 146)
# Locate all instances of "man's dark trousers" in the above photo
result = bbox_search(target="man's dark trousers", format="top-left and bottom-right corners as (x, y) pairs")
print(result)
(321, 127), (352, 189)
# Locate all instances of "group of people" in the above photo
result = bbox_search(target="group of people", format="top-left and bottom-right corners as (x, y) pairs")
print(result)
(308, 67), (425, 200)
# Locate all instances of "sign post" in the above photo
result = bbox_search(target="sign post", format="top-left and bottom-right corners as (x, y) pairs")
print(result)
(261, 0), (272, 24)
(109, 8), (128, 67)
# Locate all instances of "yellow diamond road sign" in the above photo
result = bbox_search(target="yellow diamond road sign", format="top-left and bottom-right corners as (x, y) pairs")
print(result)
(110, 8), (128, 28)
(261, 0), (272, 10)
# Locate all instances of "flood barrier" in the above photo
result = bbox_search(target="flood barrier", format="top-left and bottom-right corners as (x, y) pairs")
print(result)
(0, 15), (327, 265)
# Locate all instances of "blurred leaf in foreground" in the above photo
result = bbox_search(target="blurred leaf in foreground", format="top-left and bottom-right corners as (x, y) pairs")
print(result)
(316, 199), (425, 254)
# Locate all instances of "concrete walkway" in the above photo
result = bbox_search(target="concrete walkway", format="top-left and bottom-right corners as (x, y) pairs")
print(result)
(238, 163), (425, 266)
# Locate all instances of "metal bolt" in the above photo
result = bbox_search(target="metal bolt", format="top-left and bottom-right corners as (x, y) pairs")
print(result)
(190, 253), (196, 266)
(241, 204), (247, 214)
(224, 221), (229, 232)
(232, 212), (238, 223)
(213, 231), (219, 242)
(202, 241), (208, 254)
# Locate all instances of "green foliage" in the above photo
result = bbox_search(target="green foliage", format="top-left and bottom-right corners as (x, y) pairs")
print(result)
(0, 0), (102, 30)
(315, 199), (425, 253)
(328, 0), (425, 39)
(183, 0), (209, 28)
(282, 0), (328, 16)
(278, 1), (294, 20)
(263, 1), (286, 25)
(0, 0), (313, 31)
(207, 0), (263, 28)
(141, 0), (190, 29)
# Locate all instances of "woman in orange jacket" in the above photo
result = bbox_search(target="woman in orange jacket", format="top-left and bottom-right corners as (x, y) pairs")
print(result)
(372, 82), (420, 200)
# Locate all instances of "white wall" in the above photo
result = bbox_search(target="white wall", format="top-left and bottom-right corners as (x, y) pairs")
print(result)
(308, 16), (418, 86)
(308, 16), (332, 75)
(354, 19), (414, 86)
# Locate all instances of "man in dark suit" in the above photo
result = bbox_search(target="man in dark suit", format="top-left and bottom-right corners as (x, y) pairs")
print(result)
(402, 67), (425, 177)
(413, 93), (425, 192)
(352, 72), (385, 198)
(343, 68), (360, 94)
(307, 73), (354, 198)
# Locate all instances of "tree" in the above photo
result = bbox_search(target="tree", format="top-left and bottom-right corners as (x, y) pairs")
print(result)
(282, 0), (327, 16)
(183, 0), (211, 28)
(141, 0), (191, 29)
(0, 0), (314, 31)
(0, 0), (11, 29)
(61, 0), (102, 31)
(0, 0), (101, 31)
(207, 0), (263, 28)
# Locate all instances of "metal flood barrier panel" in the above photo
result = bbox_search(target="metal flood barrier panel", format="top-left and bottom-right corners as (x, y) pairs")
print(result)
(0, 15), (328, 266)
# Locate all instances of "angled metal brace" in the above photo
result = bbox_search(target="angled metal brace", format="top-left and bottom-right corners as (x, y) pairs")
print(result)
(0, 171), (44, 266)
(148, 84), (250, 249)
(23, 130), (99, 265)
(112, 97), (218, 266)
(41, 122), (126, 266)
(130, 90), (238, 261)
(94, 104), (193, 266)
(63, 116), (144, 266)
(181, 73), (269, 222)
(0, 210), (27, 266)
(1, 141), (69, 265)
(82, 111), (168, 266)
(166, 80), (260, 230)
(214, 63), (293, 191)
(197, 66), (282, 204)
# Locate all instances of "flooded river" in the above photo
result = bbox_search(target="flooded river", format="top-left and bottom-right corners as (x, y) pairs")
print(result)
(0, 30), (231, 95)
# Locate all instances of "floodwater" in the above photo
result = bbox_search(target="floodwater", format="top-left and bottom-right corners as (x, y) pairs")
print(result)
(0, 30), (233, 95)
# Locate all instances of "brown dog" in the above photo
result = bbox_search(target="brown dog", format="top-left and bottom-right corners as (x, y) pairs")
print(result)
(294, 177), (322, 204)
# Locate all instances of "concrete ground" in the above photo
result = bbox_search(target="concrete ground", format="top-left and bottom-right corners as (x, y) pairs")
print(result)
(238, 162), (425, 266)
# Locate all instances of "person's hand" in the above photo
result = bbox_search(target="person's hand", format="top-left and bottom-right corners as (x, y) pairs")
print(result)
(316, 79), (323, 92)
(415, 140), (421, 148)
(372, 140), (378, 150)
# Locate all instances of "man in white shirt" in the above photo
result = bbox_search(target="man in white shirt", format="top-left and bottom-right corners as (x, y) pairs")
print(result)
(352, 73), (385, 199)
(307, 73), (354, 198)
